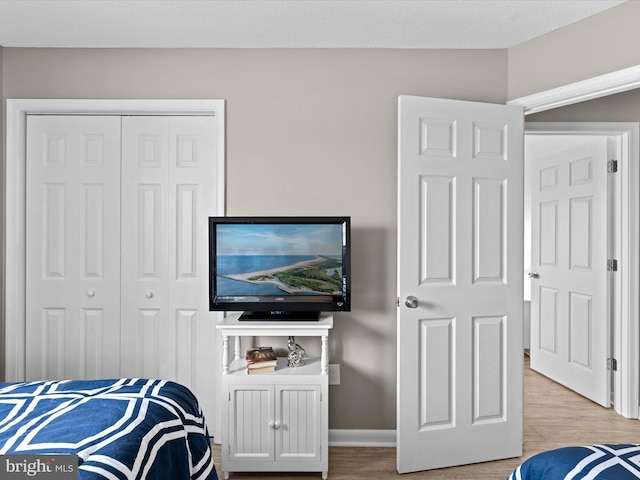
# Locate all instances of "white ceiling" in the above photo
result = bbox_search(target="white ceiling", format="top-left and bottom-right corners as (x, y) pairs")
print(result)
(0, 0), (627, 49)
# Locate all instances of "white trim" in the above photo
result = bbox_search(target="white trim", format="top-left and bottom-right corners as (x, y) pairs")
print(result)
(525, 122), (639, 419)
(508, 65), (640, 115)
(6, 98), (224, 116)
(329, 429), (396, 447)
(4, 97), (226, 430)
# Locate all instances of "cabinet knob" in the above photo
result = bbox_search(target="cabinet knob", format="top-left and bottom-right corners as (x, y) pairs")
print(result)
(268, 421), (281, 430)
(145, 291), (154, 299)
(87, 289), (95, 297)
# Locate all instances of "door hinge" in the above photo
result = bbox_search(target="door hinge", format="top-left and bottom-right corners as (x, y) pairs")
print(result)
(608, 159), (618, 173)
(396, 297), (400, 307)
(608, 259), (618, 272)
(608, 358), (618, 371)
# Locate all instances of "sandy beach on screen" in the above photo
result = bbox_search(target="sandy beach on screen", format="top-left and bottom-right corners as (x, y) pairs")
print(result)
(221, 256), (323, 283)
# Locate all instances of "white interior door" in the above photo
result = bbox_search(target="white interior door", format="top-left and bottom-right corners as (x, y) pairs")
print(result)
(25, 115), (122, 380)
(120, 116), (170, 377)
(120, 116), (218, 420)
(397, 96), (523, 473)
(527, 134), (610, 407)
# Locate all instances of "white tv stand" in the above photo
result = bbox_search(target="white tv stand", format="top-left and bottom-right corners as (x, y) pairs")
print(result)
(216, 312), (333, 479)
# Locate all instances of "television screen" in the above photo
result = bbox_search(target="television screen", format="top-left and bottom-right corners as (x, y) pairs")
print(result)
(209, 216), (351, 320)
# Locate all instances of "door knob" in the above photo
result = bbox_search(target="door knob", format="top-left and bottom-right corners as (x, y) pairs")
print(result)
(528, 272), (540, 279)
(405, 296), (418, 308)
(87, 289), (95, 297)
(145, 291), (154, 298)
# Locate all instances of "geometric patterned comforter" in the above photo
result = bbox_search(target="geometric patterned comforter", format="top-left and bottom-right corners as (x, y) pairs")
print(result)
(508, 444), (640, 480)
(0, 379), (217, 480)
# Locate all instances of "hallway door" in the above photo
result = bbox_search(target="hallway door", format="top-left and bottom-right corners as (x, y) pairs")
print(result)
(527, 134), (611, 407)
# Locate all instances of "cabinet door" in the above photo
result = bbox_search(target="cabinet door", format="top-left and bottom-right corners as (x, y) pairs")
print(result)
(275, 385), (322, 463)
(228, 384), (275, 462)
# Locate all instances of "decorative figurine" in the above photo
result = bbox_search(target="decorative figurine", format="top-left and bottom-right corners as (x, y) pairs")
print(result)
(287, 336), (307, 367)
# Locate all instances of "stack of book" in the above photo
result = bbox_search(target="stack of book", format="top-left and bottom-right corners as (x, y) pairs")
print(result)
(245, 346), (278, 374)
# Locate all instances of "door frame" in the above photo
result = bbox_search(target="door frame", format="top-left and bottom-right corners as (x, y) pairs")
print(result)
(508, 64), (640, 115)
(511, 68), (640, 419)
(524, 122), (639, 419)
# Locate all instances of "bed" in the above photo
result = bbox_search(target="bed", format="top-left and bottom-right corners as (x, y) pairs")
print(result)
(508, 444), (640, 480)
(0, 378), (218, 480)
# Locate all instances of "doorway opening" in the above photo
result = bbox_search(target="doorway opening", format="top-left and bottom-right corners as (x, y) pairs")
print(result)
(523, 122), (639, 419)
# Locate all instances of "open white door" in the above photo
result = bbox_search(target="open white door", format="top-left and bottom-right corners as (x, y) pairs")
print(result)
(397, 96), (523, 473)
(527, 134), (610, 407)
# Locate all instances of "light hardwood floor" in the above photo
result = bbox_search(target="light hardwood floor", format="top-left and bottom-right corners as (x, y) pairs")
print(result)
(212, 356), (640, 479)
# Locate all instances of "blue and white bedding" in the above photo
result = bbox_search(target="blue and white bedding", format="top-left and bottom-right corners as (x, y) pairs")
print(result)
(0, 378), (217, 480)
(509, 444), (640, 480)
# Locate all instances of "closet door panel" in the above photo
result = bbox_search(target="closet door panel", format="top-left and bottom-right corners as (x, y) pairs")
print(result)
(120, 117), (170, 378)
(25, 115), (122, 380)
(120, 117), (217, 419)
(168, 117), (218, 392)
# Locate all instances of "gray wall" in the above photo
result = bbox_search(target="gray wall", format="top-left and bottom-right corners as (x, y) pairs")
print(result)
(0, 47), (507, 429)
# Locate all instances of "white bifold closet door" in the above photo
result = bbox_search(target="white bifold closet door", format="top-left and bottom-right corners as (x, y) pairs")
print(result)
(26, 115), (123, 380)
(25, 114), (217, 422)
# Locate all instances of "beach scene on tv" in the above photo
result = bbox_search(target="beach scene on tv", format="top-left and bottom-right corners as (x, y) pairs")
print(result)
(216, 223), (345, 297)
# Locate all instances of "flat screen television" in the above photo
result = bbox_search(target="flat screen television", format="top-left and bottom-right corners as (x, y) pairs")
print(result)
(209, 216), (351, 320)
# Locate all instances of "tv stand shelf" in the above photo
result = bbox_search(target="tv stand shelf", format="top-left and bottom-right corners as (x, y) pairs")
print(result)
(217, 312), (333, 374)
(226, 356), (323, 376)
(216, 312), (333, 479)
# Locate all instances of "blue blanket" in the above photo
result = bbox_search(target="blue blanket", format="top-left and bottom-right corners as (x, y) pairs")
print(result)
(509, 444), (640, 480)
(0, 378), (217, 480)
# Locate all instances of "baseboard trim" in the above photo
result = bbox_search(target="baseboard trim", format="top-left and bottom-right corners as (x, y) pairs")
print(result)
(328, 429), (396, 447)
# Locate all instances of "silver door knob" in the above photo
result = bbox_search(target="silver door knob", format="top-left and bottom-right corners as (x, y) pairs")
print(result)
(145, 291), (154, 298)
(528, 272), (540, 279)
(405, 296), (418, 308)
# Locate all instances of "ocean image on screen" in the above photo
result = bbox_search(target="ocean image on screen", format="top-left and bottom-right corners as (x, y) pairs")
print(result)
(216, 224), (344, 297)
